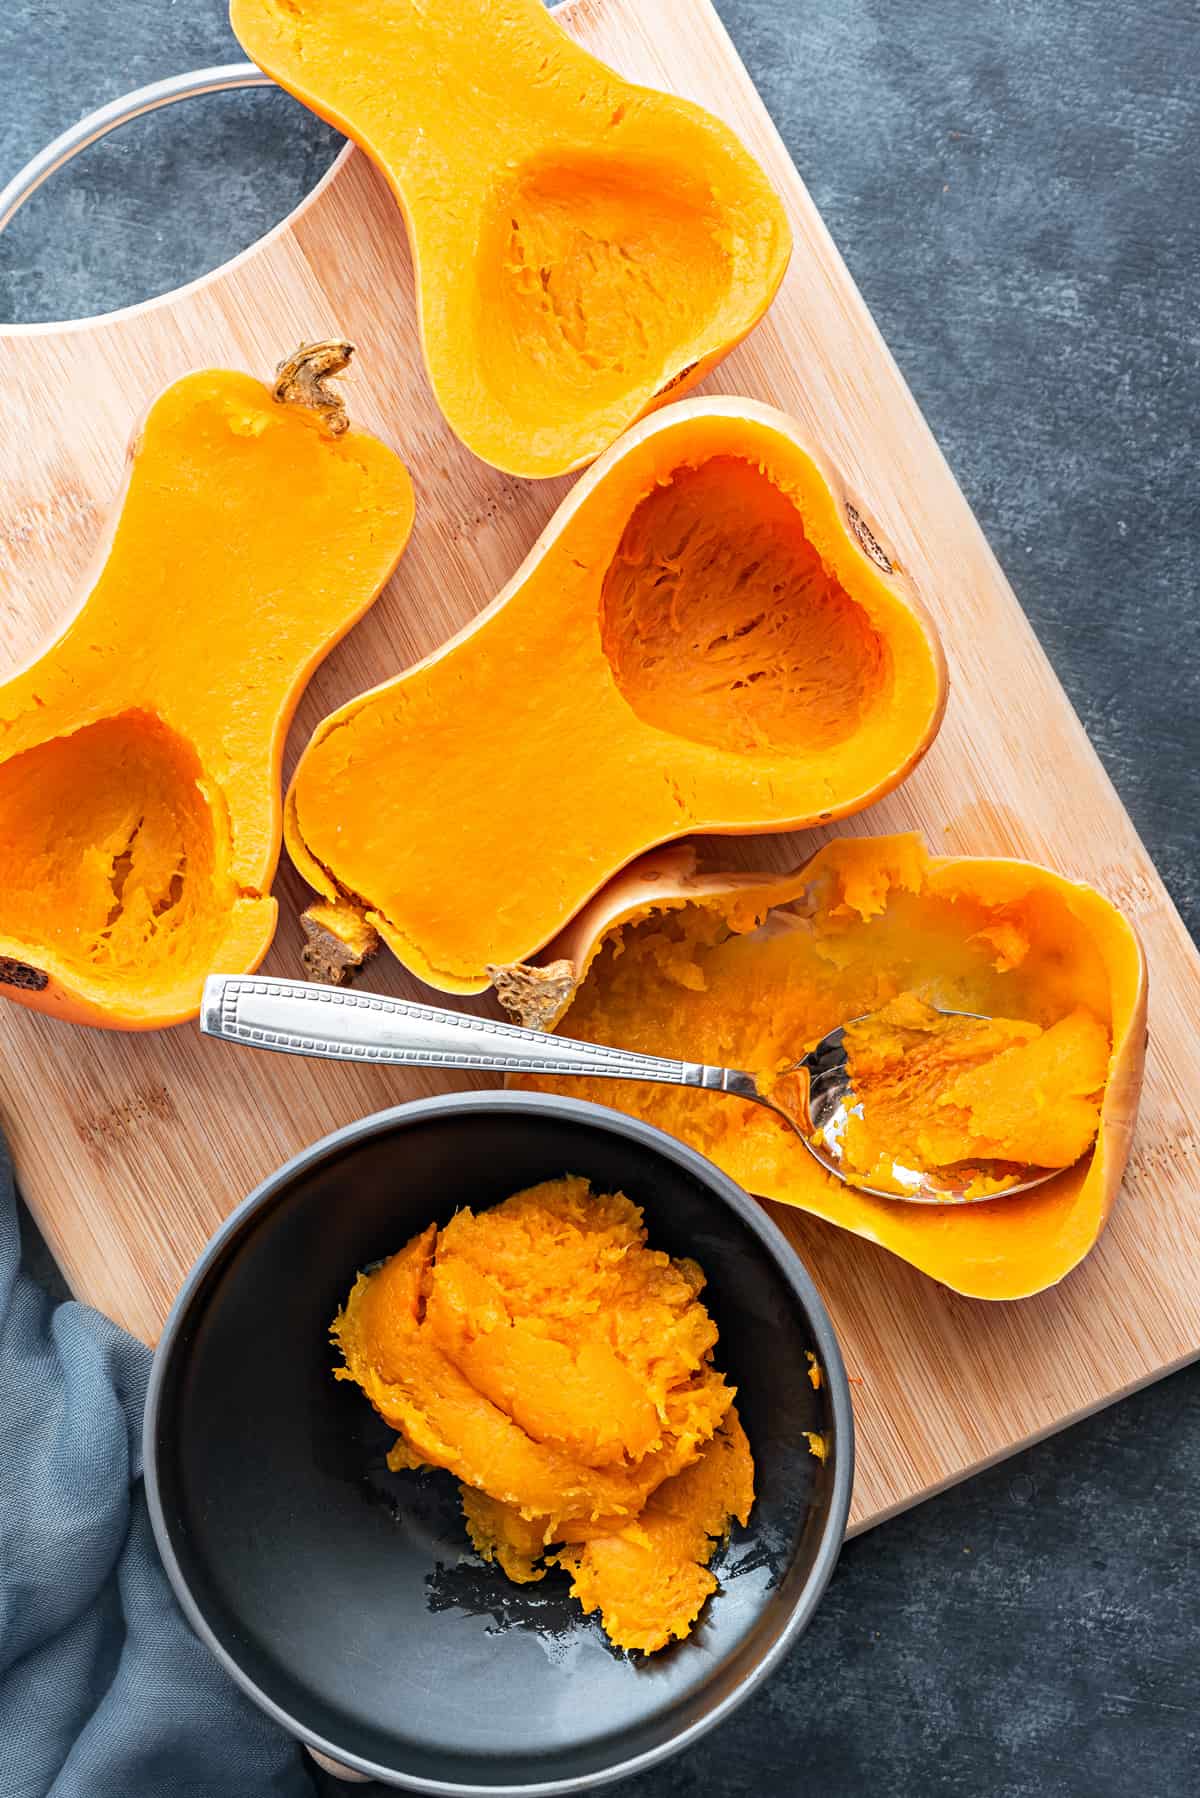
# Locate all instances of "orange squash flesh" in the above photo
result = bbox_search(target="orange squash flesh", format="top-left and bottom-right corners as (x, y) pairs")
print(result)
(424, 1181), (719, 1470)
(835, 995), (1112, 1194)
(286, 401), (947, 995)
(332, 1181), (734, 1533)
(512, 836), (1147, 1300)
(461, 1409), (755, 1653)
(0, 363), (414, 1028)
(552, 1408), (755, 1655)
(331, 1178), (754, 1652)
(229, 0), (791, 478)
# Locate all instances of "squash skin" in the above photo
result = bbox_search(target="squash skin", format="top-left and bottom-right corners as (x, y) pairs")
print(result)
(508, 835), (1148, 1301)
(286, 398), (948, 996)
(229, 0), (792, 478)
(0, 367), (414, 1029)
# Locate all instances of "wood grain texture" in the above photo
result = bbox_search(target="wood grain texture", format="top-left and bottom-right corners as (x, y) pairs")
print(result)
(0, 0), (1196, 1534)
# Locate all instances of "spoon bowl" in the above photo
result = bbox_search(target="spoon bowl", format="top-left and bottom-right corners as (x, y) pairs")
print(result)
(780, 1009), (1060, 1205)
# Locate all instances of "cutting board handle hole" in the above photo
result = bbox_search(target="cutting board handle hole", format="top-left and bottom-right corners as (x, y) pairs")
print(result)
(0, 65), (345, 327)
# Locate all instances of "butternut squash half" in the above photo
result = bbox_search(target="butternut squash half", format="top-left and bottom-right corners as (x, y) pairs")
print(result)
(229, 0), (792, 477)
(285, 399), (947, 994)
(0, 347), (414, 1029)
(505, 835), (1147, 1300)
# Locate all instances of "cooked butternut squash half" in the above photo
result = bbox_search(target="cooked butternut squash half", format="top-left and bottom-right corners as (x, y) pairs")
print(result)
(287, 400), (947, 994)
(507, 835), (1147, 1300)
(229, 0), (792, 477)
(0, 348), (414, 1028)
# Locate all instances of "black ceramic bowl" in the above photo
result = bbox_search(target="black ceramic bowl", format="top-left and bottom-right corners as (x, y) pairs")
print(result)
(145, 1091), (852, 1794)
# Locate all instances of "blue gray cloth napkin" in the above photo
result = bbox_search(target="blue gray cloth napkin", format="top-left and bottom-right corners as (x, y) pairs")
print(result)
(0, 1128), (315, 1798)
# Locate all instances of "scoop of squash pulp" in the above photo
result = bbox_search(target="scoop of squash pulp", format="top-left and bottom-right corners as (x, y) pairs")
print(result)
(229, 0), (792, 477)
(508, 836), (1147, 1300)
(834, 995), (1113, 1195)
(332, 1178), (756, 1654)
(0, 347), (414, 1028)
(286, 400), (947, 993)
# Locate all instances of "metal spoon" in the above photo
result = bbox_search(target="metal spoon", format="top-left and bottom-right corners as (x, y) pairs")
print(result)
(200, 975), (1059, 1206)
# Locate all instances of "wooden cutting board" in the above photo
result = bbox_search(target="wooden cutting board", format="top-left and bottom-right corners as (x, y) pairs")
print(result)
(1, 0), (1198, 1535)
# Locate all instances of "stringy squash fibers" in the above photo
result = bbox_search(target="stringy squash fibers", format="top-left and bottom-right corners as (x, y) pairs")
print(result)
(0, 349), (413, 1027)
(230, 0), (791, 478)
(331, 1177), (754, 1654)
(287, 400), (946, 995)
(512, 836), (1147, 1300)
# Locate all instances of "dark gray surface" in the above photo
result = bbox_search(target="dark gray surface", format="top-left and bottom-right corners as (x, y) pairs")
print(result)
(2, 1), (1198, 1794)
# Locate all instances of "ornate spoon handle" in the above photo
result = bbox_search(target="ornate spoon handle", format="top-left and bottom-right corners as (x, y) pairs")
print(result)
(201, 974), (757, 1097)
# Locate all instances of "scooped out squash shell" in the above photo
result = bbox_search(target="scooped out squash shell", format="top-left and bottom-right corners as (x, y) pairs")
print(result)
(229, 0), (792, 477)
(506, 834), (1147, 1300)
(0, 353), (414, 1028)
(285, 398), (947, 995)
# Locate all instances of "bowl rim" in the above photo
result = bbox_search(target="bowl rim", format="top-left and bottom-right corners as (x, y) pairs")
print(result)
(144, 1087), (854, 1795)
